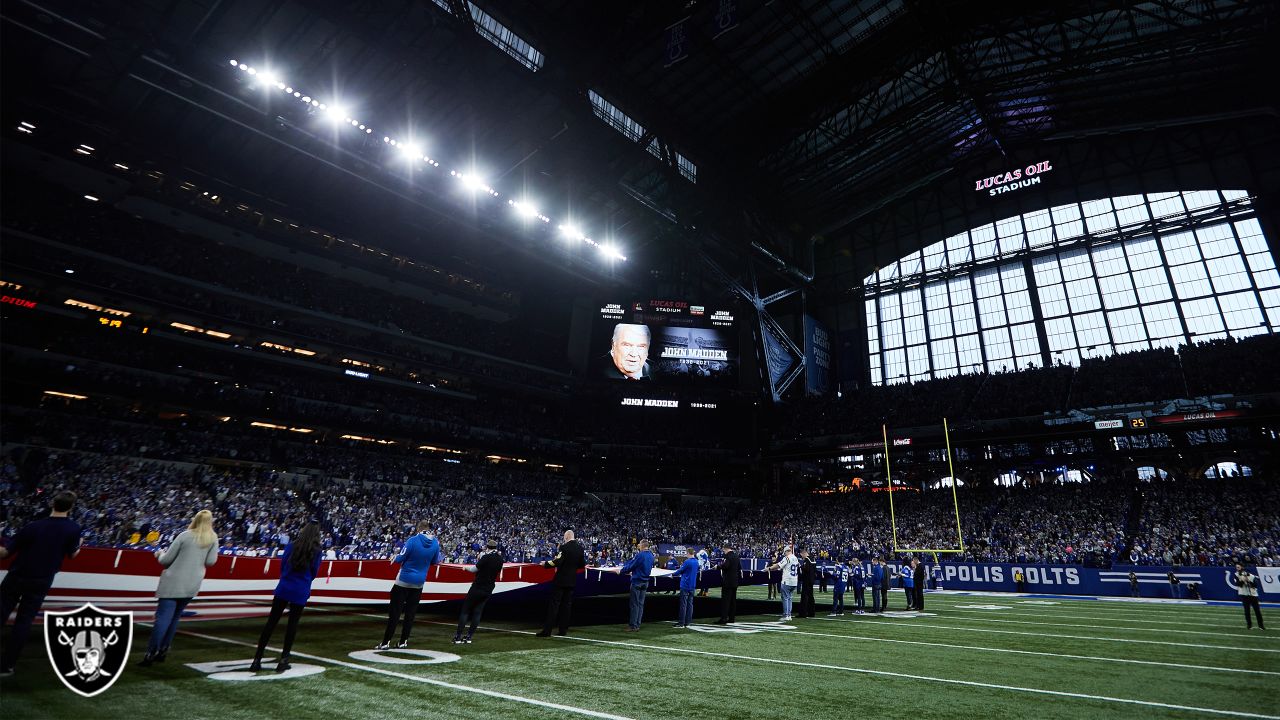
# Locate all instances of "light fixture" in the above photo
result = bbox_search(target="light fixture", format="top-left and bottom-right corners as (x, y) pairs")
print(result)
(83, 195), (99, 202)
(559, 224), (584, 241)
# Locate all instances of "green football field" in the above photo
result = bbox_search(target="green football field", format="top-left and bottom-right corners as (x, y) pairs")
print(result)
(3, 587), (1276, 719)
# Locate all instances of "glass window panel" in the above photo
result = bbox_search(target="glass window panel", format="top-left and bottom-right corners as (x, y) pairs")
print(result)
(924, 280), (949, 308)
(1169, 262), (1212, 299)
(1066, 278), (1102, 313)
(1218, 291), (1264, 332)
(971, 224), (997, 261)
(996, 216), (1024, 251)
(973, 267), (1002, 298)
(951, 301), (978, 335)
(955, 334), (982, 373)
(931, 338), (957, 370)
(871, 366), (883, 384)
(1148, 192), (1186, 217)
(1132, 267), (1174, 303)
(1114, 194), (1151, 225)
(1058, 248), (1093, 280)
(1107, 308), (1146, 343)
(1142, 302), (1183, 340)
(1098, 273), (1137, 309)
(1124, 237), (1163, 270)
(1151, 336), (1185, 350)
(1206, 255), (1251, 294)
(978, 295), (1007, 328)
(908, 344), (931, 377)
(1195, 224), (1236, 258)
(1246, 251), (1277, 273)
(927, 307), (953, 338)
(904, 314), (927, 345)
(899, 250), (924, 275)
(1010, 322), (1039, 356)
(1032, 255), (1062, 285)
(1160, 230), (1201, 265)
(1091, 244), (1128, 276)
(1051, 203), (1085, 241)
(1073, 311), (1109, 348)
(884, 348), (907, 384)
(1051, 349), (1080, 365)
(1024, 209), (1054, 248)
(1181, 298), (1226, 337)
(1044, 317), (1077, 351)
(1234, 220), (1268, 253)
(924, 243), (947, 271)
(1083, 198), (1118, 233)
(865, 299), (878, 323)
(999, 263), (1027, 291)
(1182, 191), (1221, 211)
(1004, 289), (1034, 324)
(1250, 266), (1280, 289)
(983, 326), (1013, 360)
(948, 277), (973, 305)
(1038, 283), (1070, 318)
(1115, 340), (1151, 353)
(1222, 190), (1249, 201)
(946, 232), (971, 266)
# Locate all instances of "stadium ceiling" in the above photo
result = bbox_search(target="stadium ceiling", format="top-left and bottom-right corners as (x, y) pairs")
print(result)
(2, 0), (1275, 292)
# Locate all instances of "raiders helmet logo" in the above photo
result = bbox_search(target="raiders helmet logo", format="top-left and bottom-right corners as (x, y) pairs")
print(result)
(43, 604), (133, 697)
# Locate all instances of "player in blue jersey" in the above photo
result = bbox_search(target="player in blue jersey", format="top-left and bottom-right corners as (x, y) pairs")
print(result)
(900, 561), (915, 610)
(828, 561), (849, 616)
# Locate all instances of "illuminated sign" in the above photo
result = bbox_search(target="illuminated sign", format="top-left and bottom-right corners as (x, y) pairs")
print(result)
(1153, 410), (1242, 425)
(1130, 417), (1147, 429)
(975, 160), (1054, 197)
(893, 438), (912, 446)
(343, 368), (370, 379)
(619, 397), (679, 408)
(340, 434), (396, 445)
(67, 299), (130, 317)
(1, 295), (37, 309)
(261, 341), (316, 356)
(1093, 420), (1124, 430)
(171, 322), (231, 339)
(43, 390), (87, 400)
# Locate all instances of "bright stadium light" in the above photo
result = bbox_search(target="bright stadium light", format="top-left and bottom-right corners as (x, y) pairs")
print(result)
(559, 224), (584, 241)
(229, 59), (238, 66)
(512, 200), (540, 219)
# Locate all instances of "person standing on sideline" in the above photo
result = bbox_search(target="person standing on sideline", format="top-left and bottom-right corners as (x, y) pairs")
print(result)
(1232, 563), (1266, 630)
(880, 559), (892, 612)
(0, 491), (81, 678)
(911, 558), (927, 611)
(673, 548), (699, 628)
(619, 540), (655, 631)
(829, 561), (849, 616)
(1014, 569), (1027, 593)
(142, 510), (219, 666)
(695, 546), (711, 597)
(537, 530), (586, 637)
(797, 548), (816, 618)
(453, 539), (504, 644)
(851, 561), (867, 615)
(378, 520), (441, 649)
(1129, 571), (1140, 597)
(869, 558), (885, 613)
(717, 546), (740, 624)
(250, 522), (323, 673)
(1167, 571), (1181, 599)
(901, 561), (915, 610)
(766, 546), (800, 621)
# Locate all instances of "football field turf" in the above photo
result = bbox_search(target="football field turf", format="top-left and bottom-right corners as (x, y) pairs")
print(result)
(4, 587), (1277, 719)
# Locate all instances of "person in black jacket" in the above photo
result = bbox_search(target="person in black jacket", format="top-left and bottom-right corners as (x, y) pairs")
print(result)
(798, 548), (816, 619)
(716, 547), (740, 624)
(536, 530), (586, 637)
(911, 558), (927, 610)
(453, 539), (505, 644)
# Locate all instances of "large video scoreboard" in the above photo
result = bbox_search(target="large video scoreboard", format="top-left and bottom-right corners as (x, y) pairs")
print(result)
(591, 299), (739, 386)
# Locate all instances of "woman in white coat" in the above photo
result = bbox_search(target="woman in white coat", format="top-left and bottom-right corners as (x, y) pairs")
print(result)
(141, 510), (219, 665)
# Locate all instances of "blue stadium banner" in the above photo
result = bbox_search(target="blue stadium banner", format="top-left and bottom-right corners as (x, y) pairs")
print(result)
(663, 17), (690, 67)
(711, 0), (739, 39)
(803, 315), (832, 396)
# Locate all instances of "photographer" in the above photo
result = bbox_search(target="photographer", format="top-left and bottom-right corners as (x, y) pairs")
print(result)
(1232, 563), (1266, 630)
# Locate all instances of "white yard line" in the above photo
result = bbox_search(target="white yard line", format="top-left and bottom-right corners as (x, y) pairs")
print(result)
(921, 613), (1276, 639)
(815, 615), (1280, 652)
(422, 621), (1278, 719)
(176, 628), (636, 720)
(935, 606), (1248, 628)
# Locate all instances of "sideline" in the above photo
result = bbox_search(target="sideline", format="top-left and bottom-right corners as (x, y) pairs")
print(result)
(175, 628), (635, 720)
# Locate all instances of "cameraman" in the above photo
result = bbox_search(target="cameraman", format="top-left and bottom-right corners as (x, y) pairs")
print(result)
(1232, 563), (1266, 630)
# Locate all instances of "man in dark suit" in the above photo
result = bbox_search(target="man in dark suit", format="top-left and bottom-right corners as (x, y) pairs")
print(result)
(798, 548), (816, 618)
(911, 557), (927, 610)
(536, 530), (586, 637)
(716, 546), (740, 624)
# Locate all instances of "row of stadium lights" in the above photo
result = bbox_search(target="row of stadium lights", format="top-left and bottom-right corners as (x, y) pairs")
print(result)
(229, 59), (627, 262)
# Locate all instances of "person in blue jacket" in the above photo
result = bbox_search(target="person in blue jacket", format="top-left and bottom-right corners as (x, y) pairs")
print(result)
(829, 561), (849, 616)
(250, 522), (323, 673)
(673, 548), (699, 628)
(378, 520), (442, 649)
(619, 539), (655, 631)
(900, 561), (915, 610)
(870, 558), (885, 613)
(851, 562), (866, 614)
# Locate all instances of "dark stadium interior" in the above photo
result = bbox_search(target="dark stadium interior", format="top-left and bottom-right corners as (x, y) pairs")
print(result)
(1, 1), (1279, 717)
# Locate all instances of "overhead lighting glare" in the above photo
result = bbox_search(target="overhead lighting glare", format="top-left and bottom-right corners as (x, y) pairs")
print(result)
(43, 391), (88, 400)
(113, 163), (129, 170)
(83, 195), (99, 202)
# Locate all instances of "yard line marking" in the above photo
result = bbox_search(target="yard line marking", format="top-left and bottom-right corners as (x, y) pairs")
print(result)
(176, 628), (635, 720)
(427, 622), (1278, 719)
(937, 606), (1248, 628)
(922, 613), (1278, 639)
(729, 622), (1278, 676)
(816, 616), (1280, 652)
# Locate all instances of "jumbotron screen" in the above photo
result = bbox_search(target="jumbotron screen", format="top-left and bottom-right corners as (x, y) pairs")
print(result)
(592, 300), (739, 385)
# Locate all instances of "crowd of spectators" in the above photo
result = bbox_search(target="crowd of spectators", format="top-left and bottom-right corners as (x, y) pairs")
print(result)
(3, 440), (1274, 568)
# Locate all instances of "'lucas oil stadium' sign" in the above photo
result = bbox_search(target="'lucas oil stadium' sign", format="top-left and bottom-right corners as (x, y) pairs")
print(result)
(974, 160), (1054, 196)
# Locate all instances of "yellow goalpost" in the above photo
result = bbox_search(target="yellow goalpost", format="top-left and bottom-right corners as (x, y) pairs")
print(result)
(882, 418), (966, 555)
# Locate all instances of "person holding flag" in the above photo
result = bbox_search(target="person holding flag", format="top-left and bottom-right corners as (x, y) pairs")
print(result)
(377, 520), (441, 649)
(452, 539), (504, 644)
(695, 546), (711, 597)
(618, 540), (655, 631)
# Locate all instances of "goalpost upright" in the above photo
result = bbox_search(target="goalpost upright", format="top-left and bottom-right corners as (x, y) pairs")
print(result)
(882, 418), (966, 555)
